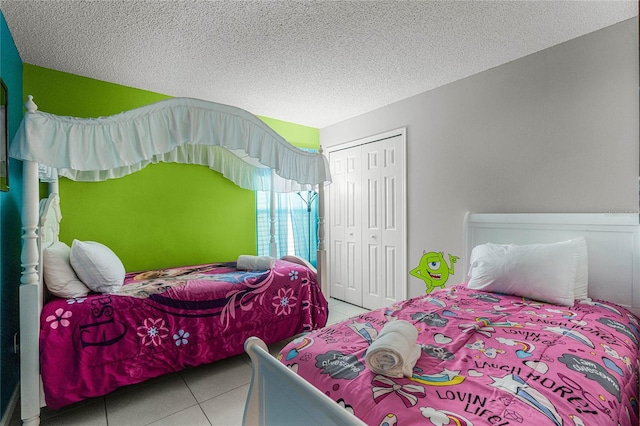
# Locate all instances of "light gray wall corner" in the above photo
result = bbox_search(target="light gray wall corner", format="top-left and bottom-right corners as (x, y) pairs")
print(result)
(320, 18), (639, 299)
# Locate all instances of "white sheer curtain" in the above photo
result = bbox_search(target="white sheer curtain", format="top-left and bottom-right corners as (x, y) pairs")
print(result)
(256, 143), (320, 265)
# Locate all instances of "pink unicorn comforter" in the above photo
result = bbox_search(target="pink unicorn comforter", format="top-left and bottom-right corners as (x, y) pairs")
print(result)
(40, 259), (327, 409)
(279, 285), (639, 426)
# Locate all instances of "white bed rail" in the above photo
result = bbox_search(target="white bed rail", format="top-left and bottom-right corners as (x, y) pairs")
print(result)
(243, 337), (365, 426)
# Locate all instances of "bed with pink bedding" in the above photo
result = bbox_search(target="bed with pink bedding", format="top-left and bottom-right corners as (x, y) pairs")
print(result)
(13, 97), (333, 425)
(277, 284), (639, 425)
(243, 214), (640, 426)
(40, 259), (327, 409)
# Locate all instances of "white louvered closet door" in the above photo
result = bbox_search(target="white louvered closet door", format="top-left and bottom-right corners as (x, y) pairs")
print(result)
(328, 129), (406, 310)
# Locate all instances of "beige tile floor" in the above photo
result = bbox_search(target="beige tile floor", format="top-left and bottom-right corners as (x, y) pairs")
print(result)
(10, 298), (369, 426)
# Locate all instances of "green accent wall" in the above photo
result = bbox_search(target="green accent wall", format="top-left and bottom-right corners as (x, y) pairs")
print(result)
(258, 116), (319, 150)
(23, 64), (319, 271)
(0, 10), (24, 420)
(23, 65), (171, 117)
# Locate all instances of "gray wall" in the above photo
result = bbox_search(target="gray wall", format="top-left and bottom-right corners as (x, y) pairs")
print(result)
(320, 18), (639, 299)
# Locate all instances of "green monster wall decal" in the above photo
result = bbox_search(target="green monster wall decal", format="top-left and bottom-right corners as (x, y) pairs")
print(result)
(410, 251), (459, 293)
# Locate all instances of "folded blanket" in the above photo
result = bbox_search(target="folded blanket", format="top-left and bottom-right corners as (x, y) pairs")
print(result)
(365, 320), (421, 378)
(237, 255), (276, 271)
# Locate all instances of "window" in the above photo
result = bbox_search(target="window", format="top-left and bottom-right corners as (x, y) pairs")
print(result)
(256, 190), (318, 266)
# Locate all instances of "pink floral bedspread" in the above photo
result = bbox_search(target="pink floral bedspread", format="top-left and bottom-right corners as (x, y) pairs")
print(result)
(40, 259), (327, 409)
(279, 285), (640, 426)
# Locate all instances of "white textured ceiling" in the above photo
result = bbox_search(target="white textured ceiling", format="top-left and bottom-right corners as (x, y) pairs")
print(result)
(0, 1), (637, 128)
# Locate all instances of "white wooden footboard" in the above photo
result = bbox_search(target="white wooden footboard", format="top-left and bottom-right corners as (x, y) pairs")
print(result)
(243, 337), (365, 426)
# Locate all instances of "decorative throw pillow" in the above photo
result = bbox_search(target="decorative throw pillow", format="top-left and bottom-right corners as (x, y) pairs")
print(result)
(467, 238), (587, 307)
(43, 241), (91, 298)
(70, 239), (125, 293)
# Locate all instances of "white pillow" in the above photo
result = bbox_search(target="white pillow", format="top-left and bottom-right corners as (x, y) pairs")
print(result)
(43, 241), (91, 298)
(467, 238), (587, 307)
(572, 237), (589, 300)
(70, 240), (125, 293)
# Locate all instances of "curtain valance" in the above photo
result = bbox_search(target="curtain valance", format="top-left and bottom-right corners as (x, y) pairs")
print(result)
(9, 97), (331, 192)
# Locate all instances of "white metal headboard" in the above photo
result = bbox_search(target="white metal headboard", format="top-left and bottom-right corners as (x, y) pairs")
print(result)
(463, 212), (640, 316)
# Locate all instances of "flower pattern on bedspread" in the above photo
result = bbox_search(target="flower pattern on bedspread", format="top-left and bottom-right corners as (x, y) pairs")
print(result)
(45, 308), (72, 329)
(173, 329), (189, 346)
(273, 286), (297, 316)
(279, 285), (640, 426)
(136, 318), (170, 346)
(39, 259), (328, 409)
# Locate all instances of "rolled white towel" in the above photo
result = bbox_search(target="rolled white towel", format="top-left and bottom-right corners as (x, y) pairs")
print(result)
(237, 255), (276, 271)
(365, 320), (421, 378)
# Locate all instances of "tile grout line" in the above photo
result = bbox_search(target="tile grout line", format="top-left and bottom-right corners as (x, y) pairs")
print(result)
(178, 370), (212, 426)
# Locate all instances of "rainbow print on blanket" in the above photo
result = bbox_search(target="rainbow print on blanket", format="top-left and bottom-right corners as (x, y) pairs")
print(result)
(279, 285), (640, 426)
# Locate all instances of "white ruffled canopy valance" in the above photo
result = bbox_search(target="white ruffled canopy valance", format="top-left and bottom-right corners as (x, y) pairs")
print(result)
(9, 97), (331, 192)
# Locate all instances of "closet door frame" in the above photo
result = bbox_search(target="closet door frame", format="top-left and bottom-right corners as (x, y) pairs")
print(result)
(326, 127), (407, 307)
